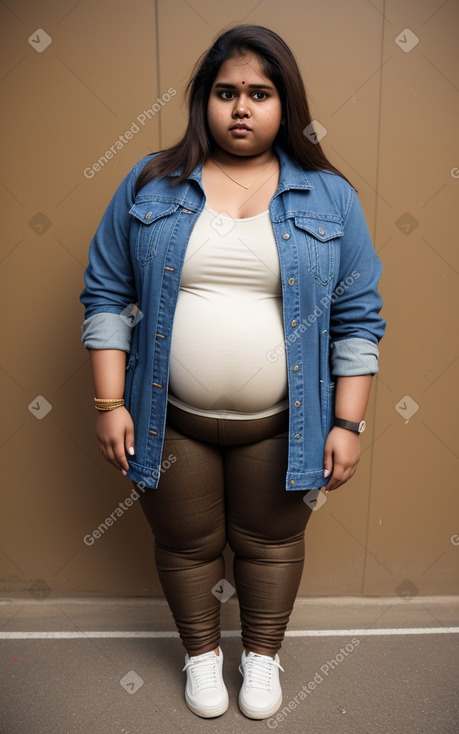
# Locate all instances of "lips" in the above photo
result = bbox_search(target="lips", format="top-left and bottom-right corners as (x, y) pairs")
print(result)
(230, 123), (251, 131)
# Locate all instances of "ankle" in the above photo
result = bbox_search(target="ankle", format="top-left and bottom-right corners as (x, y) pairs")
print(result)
(187, 645), (221, 658)
(244, 648), (276, 659)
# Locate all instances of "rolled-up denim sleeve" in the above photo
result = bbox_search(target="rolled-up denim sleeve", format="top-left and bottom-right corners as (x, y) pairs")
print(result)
(330, 337), (380, 376)
(329, 187), (386, 376)
(80, 312), (133, 352)
(79, 156), (151, 351)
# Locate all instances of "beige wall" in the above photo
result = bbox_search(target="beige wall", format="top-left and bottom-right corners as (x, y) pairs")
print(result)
(1, 0), (458, 601)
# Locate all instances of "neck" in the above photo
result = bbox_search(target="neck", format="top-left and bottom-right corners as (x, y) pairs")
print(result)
(211, 147), (274, 169)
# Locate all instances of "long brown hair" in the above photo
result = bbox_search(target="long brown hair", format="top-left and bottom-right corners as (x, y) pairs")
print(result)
(135, 25), (351, 193)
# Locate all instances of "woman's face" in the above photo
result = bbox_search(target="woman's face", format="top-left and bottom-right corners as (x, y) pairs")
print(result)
(207, 53), (283, 158)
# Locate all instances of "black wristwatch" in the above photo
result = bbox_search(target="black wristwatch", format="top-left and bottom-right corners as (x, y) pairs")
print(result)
(334, 418), (366, 434)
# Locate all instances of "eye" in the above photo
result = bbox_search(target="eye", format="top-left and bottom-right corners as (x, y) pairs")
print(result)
(218, 90), (235, 100)
(252, 91), (268, 100)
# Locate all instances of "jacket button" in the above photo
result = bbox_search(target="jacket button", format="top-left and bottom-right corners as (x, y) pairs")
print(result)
(294, 400), (301, 408)
(145, 211), (152, 219)
(318, 226), (325, 235)
(282, 233), (290, 240)
(294, 433), (301, 439)
(293, 364), (299, 371)
(290, 479), (296, 485)
(288, 278), (295, 286)
(291, 320), (297, 328)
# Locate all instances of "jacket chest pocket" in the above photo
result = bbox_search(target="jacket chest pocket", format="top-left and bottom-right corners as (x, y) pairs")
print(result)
(294, 217), (343, 286)
(129, 201), (179, 265)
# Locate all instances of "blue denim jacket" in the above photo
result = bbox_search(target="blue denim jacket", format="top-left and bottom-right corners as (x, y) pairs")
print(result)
(80, 145), (385, 490)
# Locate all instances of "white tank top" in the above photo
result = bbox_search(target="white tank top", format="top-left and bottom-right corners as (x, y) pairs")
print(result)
(168, 205), (288, 419)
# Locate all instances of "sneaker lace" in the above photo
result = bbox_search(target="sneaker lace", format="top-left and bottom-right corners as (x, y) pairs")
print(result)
(182, 652), (220, 691)
(239, 653), (284, 690)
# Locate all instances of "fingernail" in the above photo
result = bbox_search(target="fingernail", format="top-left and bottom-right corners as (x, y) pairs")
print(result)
(128, 447), (135, 455)
(121, 469), (127, 476)
(324, 469), (331, 477)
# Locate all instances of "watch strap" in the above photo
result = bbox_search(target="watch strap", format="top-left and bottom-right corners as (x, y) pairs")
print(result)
(334, 418), (366, 434)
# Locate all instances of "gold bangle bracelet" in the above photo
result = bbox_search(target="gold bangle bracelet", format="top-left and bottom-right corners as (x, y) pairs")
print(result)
(95, 405), (124, 411)
(94, 403), (125, 411)
(94, 398), (123, 403)
(94, 397), (125, 411)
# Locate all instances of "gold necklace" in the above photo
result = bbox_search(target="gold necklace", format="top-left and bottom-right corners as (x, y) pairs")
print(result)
(211, 155), (274, 190)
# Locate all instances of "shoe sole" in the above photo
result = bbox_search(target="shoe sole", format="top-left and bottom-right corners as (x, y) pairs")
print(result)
(238, 690), (282, 720)
(185, 692), (229, 718)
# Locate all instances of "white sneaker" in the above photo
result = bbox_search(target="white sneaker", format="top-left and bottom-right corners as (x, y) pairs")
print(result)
(182, 648), (229, 718)
(238, 650), (284, 719)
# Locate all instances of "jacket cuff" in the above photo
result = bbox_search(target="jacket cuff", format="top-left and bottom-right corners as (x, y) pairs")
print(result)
(81, 313), (132, 352)
(331, 337), (379, 376)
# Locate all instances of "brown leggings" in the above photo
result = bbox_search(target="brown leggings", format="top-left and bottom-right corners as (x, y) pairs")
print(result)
(137, 402), (313, 657)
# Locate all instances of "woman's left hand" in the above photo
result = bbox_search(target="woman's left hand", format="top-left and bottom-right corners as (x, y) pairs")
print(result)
(323, 426), (361, 493)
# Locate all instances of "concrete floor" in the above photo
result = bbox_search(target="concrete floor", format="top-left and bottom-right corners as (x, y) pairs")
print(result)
(1, 596), (458, 734)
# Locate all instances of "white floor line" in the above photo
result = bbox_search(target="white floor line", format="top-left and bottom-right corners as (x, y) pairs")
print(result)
(1, 627), (458, 639)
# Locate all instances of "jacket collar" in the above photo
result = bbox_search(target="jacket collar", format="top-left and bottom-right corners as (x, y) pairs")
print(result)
(273, 144), (313, 195)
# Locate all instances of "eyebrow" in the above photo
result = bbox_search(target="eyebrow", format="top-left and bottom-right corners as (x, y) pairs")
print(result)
(214, 82), (274, 90)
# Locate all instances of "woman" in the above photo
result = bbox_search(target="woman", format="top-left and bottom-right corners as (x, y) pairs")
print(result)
(80, 25), (385, 720)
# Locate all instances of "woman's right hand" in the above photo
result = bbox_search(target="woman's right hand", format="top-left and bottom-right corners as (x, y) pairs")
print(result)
(96, 407), (135, 475)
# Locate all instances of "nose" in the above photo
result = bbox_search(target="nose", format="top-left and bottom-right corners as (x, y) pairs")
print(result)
(233, 95), (250, 118)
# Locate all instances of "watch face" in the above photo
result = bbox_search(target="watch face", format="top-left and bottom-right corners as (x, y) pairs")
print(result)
(358, 420), (366, 433)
